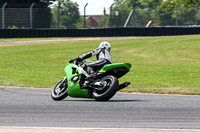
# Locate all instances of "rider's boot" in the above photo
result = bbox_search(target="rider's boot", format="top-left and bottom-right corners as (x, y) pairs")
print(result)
(85, 66), (98, 80)
(86, 72), (98, 80)
(83, 67), (97, 86)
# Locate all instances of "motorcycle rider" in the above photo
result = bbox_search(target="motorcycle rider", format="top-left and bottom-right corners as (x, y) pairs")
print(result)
(76, 41), (112, 79)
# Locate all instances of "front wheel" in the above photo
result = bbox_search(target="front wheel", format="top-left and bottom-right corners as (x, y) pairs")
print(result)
(51, 78), (68, 101)
(93, 75), (119, 101)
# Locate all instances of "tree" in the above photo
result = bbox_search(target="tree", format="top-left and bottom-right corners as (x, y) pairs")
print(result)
(112, 1), (132, 27)
(102, 0), (200, 27)
(175, 0), (199, 25)
(51, 0), (80, 29)
(99, 15), (110, 27)
(75, 16), (91, 29)
(99, 1), (132, 27)
(100, 0), (161, 27)
(157, 0), (199, 26)
(157, 0), (177, 26)
(0, 0), (55, 8)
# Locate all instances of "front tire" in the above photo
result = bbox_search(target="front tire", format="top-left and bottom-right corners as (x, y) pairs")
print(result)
(51, 78), (68, 101)
(93, 75), (119, 101)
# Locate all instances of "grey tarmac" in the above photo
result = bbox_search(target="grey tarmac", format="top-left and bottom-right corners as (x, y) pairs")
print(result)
(0, 86), (200, 133)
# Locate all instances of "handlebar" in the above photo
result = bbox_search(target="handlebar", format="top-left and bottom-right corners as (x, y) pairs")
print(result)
(69, 59), (90, 66)
(69, 59), (83, 66)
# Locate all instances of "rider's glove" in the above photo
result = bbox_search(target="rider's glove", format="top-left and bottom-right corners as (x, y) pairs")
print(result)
(76, 57), (82, 62)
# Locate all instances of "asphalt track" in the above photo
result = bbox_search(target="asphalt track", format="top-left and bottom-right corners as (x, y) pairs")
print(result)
(1, 38), (200, 133)
(0, 86), (200, 132)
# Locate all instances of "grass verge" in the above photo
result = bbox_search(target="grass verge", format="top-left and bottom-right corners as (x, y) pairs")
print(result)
(0, 35), (199, 95)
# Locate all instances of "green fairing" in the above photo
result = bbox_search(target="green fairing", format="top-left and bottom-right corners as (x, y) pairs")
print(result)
(64, 62), (131, 98)
(64, 64), (92, 98)
(99, 63), (131, 73)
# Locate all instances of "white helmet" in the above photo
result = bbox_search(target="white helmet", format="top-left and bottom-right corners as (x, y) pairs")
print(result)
(99, 41), (111, 51)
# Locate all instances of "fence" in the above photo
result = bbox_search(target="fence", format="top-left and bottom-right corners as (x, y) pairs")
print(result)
(0, 8), (51, 29)
(99, 7), (200, 28)
(0, 27), (200, 38)
(1, 6), (200, 29)
(54, 6), (200, 29)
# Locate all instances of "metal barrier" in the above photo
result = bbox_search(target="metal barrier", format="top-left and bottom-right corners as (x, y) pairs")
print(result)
(0, 27), (200, 38)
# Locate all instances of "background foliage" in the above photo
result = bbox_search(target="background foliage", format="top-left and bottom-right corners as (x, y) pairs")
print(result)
(1, 0), (200, 28)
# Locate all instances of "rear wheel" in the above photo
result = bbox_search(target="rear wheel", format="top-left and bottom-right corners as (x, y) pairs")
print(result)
(51, 78), (68, 101)
(93, 75), (119, 101)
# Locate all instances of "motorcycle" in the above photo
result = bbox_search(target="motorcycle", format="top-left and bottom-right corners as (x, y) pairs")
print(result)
(51, 59), (131, 101)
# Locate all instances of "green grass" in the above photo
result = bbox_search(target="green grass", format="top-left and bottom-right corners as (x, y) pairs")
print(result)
(0, 35), (200, 95)
(0, 37), (73, 42)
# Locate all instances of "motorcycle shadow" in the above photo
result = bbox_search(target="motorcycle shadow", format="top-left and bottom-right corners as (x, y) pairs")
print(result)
(63, 99), (146, 103)
(108, 99), (147, 102)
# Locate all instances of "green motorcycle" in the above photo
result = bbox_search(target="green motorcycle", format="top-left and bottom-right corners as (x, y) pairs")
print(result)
(51, 59), (131, 101)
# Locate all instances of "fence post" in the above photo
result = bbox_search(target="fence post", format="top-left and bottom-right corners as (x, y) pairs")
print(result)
(132, 3), (137, 27)
(84, 3), (88, 28)
(2, 2), (7, 29)
(195, 2), (200, 25)
(155, 3), (158, 26)
(57, 2), (61, 29)
(30, 3), (35, 29)
(176, 3), (180, 26)
(124, 9), (133, 27)
(110, 3), (115, 28)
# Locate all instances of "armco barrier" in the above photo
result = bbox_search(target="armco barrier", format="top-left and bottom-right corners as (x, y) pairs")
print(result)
(0, 27), (200, 38)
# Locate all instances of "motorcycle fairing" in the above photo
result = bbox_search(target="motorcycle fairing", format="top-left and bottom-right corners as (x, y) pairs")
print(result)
(64, 64), (92, 98)
(99, 63), (131, 78)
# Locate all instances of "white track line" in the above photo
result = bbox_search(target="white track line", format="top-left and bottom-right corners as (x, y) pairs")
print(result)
(0, 126), (200, 131)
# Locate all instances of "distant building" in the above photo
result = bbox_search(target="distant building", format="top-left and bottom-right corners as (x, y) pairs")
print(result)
(82, 15), (103, 28)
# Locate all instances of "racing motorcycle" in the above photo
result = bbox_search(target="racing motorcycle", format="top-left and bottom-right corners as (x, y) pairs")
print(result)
(51, 59), (131, 101)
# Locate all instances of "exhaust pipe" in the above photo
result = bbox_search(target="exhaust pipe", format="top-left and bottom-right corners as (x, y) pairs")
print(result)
(118, 82), (130, 91)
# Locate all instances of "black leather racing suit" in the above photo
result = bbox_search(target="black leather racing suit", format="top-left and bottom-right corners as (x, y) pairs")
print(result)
(79, 47), (112, 74)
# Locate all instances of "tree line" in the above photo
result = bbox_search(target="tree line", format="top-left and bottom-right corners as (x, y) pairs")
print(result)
(1, 0), (200, 28)
(100, 0), (200, 27)
(0, 0), (56, 8)
(51, 0), (200, 28)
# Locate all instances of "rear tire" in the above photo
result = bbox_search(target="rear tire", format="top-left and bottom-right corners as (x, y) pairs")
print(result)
(51, 78), (68, 101)
(93, 75), (119, 101)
